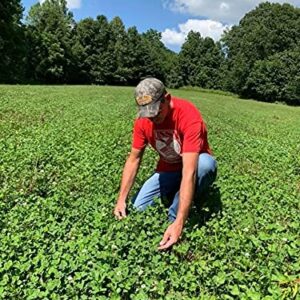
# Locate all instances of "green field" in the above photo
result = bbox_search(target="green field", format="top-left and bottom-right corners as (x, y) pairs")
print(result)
(0, 85), (299, 299)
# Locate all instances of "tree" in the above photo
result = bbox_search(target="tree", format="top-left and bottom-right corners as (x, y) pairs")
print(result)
(222, 2), (300, 102)
(107, 17), (128, 84)
(246, 50), (300, 104)
(121, 26), (150, 85)
(0, 0), (25, 82)
(179, 31), (224, 89)
(25, 0), (75, 83)
(141, 29), (178, 86)
(73, 15), (111, 84)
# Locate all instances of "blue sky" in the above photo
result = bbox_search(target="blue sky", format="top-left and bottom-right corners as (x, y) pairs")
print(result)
(21, 0), (300, 52)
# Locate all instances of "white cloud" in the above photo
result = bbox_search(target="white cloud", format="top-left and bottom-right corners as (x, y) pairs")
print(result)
(67, 0), (81, 9)
(39, 0), (81, 9)
(163, 0), (300, 24)
(161, 28), (186, 45)
(161, 19), (230, 47)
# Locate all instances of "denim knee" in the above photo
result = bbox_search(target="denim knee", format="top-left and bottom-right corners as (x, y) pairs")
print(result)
(197, 153), (217, 179)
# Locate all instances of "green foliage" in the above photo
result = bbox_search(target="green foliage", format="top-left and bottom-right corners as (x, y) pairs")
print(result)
(0, 85), (299, 299)
(73, 15), (111, 84)
(3, 1), (178, 86)
(0, 0), (25, 83)
(141, 29), (178, 86)
(246, 50), (300, 105)
(1, 1), (300, 105)
(25, 0), (75, 83)
(179, 32), (224, 89)
(222, 2), (300, 103)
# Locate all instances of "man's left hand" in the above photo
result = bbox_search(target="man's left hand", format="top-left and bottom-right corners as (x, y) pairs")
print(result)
(158, 221), (183, 250)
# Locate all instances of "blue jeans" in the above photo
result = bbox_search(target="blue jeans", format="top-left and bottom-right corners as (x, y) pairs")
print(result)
(132, 153), (217, 222)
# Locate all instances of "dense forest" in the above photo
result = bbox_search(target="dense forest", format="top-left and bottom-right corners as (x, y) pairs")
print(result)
(1, 0), (299, 105)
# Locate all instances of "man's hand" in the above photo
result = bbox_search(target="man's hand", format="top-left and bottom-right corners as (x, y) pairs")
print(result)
(114, 148), (144, 221)
(114, 201), (127, 220)
(158, 221), (183, 250)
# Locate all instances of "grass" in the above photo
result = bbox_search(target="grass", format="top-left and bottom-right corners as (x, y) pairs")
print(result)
(0, 85), (299, 299)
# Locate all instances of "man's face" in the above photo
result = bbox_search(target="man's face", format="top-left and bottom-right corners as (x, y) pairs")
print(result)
(148, 97), (170, 124)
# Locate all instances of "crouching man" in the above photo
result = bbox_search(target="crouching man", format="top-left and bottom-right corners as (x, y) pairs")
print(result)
(114, 78), (217, 250)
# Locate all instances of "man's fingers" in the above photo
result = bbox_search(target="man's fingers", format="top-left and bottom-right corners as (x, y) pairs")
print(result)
(158, 237), (175, 250)
(117, 211), (124, 220)
(120, 209), (127, 218)
(113, 209), (121, 219)
(159, 231), (170, 246)
(158, 223), (182, 250)
(114, 208), (126, 220)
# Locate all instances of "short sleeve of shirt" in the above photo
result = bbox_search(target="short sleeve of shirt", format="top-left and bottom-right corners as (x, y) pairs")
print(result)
(182, 120), (205, 153)
(179, 103), (206, 153)
(132, 119), (148, 150)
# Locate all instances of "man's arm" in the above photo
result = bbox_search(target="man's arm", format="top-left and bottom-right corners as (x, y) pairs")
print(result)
(158, 152), (198, 250)
(114, 147), (144, 220)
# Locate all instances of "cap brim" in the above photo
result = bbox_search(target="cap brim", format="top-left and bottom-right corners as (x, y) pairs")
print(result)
(138, 100), (161, 118)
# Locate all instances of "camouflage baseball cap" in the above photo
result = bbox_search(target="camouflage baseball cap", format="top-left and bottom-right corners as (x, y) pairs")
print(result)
(134, 78), (166, 118)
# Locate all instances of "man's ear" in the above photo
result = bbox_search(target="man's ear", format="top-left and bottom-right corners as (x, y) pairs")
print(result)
(164, 92), (171, 102)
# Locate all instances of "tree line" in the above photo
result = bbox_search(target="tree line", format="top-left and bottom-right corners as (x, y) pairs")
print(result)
(1, 0), (299, 105)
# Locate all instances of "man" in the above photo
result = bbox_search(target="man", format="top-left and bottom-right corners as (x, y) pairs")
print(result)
(114, 77), (217, 250)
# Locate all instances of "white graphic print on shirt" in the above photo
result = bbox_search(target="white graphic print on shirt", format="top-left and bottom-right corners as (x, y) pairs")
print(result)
(154, 129), (182, 163)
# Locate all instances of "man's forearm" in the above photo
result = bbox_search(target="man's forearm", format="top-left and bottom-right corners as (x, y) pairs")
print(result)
(175, 172), (196, 225)
(117, 158), (140, 203)
(158, 171), (196, 250)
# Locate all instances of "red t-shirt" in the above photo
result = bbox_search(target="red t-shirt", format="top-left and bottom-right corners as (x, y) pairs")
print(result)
(132, 96), (211, 172)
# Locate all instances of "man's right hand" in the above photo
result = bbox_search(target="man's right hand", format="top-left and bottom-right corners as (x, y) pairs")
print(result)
(114, 148), (144, 220)
(114, 201), (127, 220)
